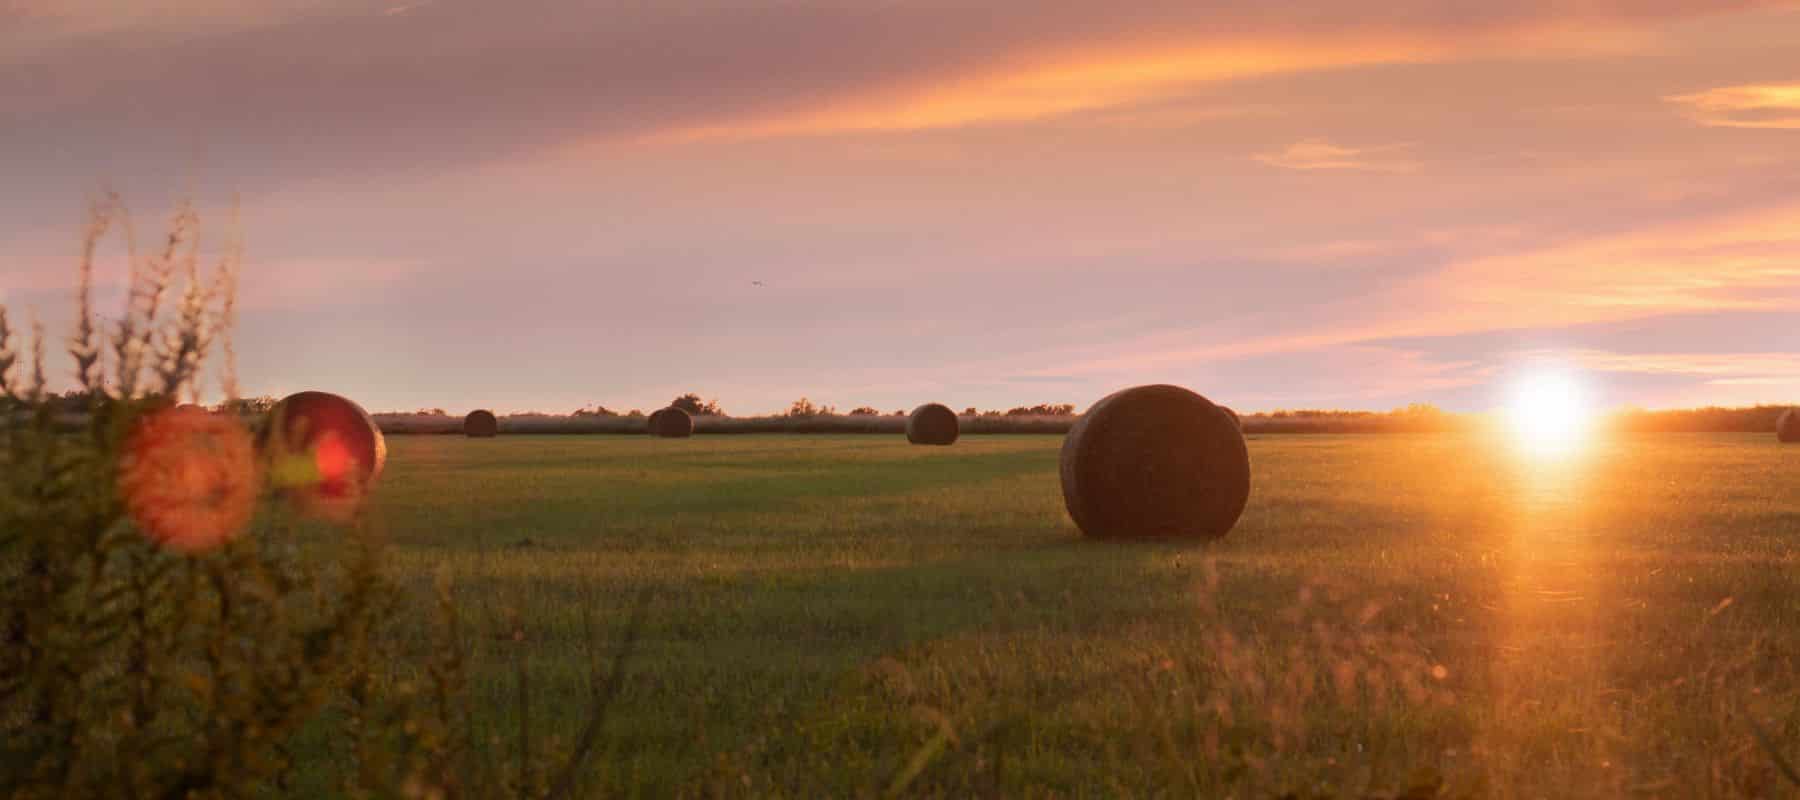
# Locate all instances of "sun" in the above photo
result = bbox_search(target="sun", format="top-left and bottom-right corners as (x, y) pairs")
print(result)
(1504, 368), (1596, 459)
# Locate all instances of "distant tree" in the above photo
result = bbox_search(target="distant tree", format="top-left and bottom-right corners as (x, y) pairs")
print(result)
(626, 408), (645, 418)
(1004, 403), (1076, 417)
(963, 407), (979, 416)
(572, 405), (618, 417)
(893, 410), (906, 416)
(848, 406), (881, 416)
(670, 393), (724, 416)
(786, 397), (835, 417)
(416, 407), (447, 416)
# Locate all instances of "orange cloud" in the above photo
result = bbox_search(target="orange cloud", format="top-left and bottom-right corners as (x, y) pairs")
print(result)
(647, 18), (1664, 143)
(1667, 83), (1800, 129)
(651, 38), (1433, 142)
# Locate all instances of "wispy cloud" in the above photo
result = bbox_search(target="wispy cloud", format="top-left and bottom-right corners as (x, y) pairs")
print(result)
(652, 37), (1455, 142)
(1558, 349), (1800, 380)
(1, 0), (352, 60)
(1025, 202), (1800, 379)
(1667, 82), (1800, 129)
(1252, 138), (1418, 171)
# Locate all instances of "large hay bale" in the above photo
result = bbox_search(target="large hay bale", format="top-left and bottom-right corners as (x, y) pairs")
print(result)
(906, 403), (959, 445)
(1780, 408), (1799, 443)
(259, 391), (386, 522)
(648, 406), (693, 438)
(464, 409), (499, 438)
(1218, 405), (1242, 431)
(1059, 384), (1250, 540)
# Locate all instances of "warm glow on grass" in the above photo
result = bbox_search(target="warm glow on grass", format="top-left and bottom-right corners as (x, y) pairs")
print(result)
(1504, 368), (1596, 459)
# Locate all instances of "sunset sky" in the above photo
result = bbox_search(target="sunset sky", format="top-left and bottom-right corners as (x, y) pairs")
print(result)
(4, 0), (1798, 415)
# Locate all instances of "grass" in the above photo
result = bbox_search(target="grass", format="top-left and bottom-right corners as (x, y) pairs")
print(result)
(333, 432), (1799, 797)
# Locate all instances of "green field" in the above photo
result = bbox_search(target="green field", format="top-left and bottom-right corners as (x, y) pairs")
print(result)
(354, 433), (1800, 797)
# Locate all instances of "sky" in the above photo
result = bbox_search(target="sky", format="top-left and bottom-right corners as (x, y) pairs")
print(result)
(3, 0), (1799, 415)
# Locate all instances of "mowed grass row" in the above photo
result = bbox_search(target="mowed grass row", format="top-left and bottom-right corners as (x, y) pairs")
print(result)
(318, 434), (1798, 797)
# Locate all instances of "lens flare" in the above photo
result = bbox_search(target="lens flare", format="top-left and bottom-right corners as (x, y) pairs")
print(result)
(312, 432), (355, 492)
(260, 391), (385, 523)
(1504, 368), (1596, 460)
(119, 405), (259, 553)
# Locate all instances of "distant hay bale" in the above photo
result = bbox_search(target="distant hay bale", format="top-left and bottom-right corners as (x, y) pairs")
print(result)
(906, 403), (959, 445)
(648, 406), (693, 438)
(1780, 408), (1799, 443)
(1059, 384), (1251, 540)
(259, 391), (387, 522)
(463, 409), (499, 438)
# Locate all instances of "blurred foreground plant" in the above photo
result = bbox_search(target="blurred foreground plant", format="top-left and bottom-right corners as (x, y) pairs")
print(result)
(2, 198), (643, 800)
(0, 199), (458, 799)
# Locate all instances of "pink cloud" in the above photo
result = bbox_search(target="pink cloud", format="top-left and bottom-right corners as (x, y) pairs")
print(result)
(1253, 139), (1418, 172)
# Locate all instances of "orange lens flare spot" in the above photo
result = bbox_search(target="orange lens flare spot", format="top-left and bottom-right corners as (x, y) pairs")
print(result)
(312, 432), (355, 490)
(118, 406), (259, 553)
(270, 430), (368, 523)
(260, 391), (385, 523)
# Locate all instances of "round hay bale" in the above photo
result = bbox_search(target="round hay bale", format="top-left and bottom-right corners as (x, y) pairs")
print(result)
(906, 403), (959, 445)
(648, 406), (693, 438)
(1218, 405), (1242, 431)
(1780, 408), (1799, 443)
(1059, 384), (1250, 541)
(464, 409), (499, 438)
(259, 391), (386, 522)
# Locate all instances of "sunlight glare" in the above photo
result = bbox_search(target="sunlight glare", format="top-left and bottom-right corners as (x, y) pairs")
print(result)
(1504, 368), (1596, 460)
